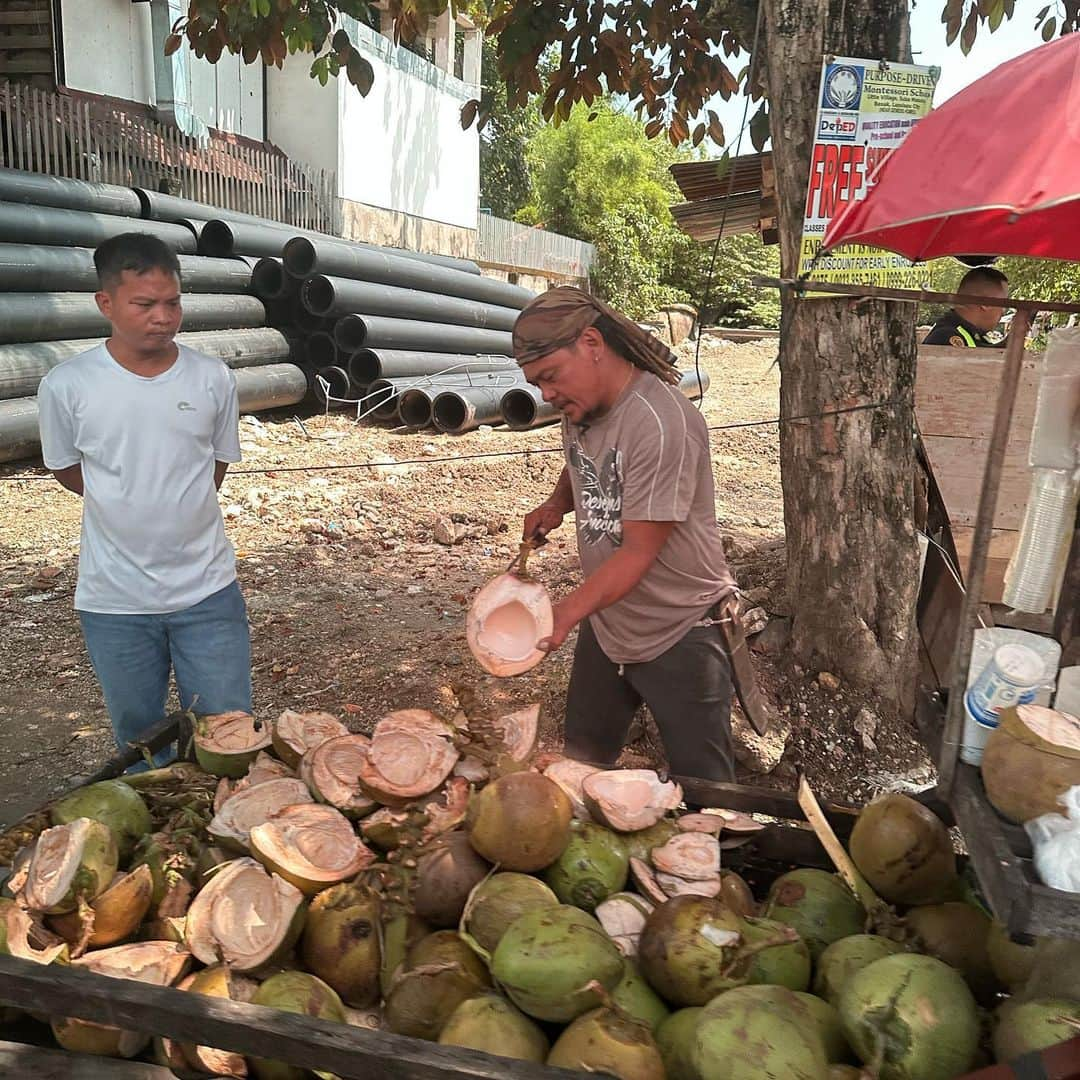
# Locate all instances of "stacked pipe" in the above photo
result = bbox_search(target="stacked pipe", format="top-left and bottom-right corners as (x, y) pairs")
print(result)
(0, 167), (308, 464)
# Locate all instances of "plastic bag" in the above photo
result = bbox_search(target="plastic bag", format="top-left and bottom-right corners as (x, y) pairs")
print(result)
(1026, 785), (1080, 892)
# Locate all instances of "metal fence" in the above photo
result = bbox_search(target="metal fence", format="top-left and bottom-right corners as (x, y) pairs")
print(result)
(477, 213), (595, 281)
(0, 80), (339, 233)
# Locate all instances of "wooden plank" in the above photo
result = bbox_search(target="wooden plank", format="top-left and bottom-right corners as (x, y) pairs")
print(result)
(0, 957), (583, 1080)
(952, 526), (1018, 604)
(0, 33), (52, 48)
(0, 12), (51, 26)
(0, 56), (53, 73)
(921, 436), (1031, 531)
(0, 1040), (174, 1079)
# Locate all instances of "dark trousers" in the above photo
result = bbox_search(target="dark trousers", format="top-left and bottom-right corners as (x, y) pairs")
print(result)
(564, 617), (735, 782)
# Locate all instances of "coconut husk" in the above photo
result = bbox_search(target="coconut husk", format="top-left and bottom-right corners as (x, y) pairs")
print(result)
(655, 871), (724, 899)
(357, 710), (460, 806)
(466, 573), (553, 677)
(303, 734), (377, 818)
(677, 813), (724, 835)
(706, 808), (766, 833)
(543, 759), (600, 822)
(272, 709), (349, 769)
(583, 770), (683, 832)
(177, 966), (257, 1076)
(651, 834), (721, 881)
(0, 897), (68, 964)
(193, 713), (272, 778)
(629, 857), (670, 906)
(208, 777), (314, 849)
(595, 893), (655, 957)
(453, 756), (490, 784)
(21, 817), (118, 915)
(50, 864), (154, 952)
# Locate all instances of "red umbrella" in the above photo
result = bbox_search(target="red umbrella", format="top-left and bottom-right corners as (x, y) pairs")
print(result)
(823, 33), (1080, 262)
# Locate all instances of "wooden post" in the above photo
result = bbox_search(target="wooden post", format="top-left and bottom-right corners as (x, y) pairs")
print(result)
(1053, 505), (1080, 666)
(936, 311), (1031, 796)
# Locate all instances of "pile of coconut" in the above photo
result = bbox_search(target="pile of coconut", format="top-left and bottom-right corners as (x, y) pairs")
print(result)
(1, 701), (1078, 1080)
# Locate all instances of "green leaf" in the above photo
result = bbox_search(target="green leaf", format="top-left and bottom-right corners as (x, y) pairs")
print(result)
(714, 151), (731, 184)
(749, 103), (769, 152)
(1042, 14), (1058, 38)
(988, 0), (1006, 31)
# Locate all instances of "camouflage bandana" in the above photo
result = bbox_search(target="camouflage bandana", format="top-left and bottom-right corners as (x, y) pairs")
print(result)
(512, 286), (680, 385)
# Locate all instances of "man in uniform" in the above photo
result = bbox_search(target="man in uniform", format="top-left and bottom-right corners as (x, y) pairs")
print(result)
(515, 286), (743, 781)
(923, 265), (1010, 347)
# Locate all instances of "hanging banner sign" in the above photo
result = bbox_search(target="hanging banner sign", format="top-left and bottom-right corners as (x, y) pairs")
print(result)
(800, 57), (938, 287)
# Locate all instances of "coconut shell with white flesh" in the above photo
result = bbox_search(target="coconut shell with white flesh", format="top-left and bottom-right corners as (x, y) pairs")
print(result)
(215, 752), (296, 810)
(249, 803), (376, 896)
(656, 873), (724, 899)
(208, 777), (314, 850)
(0, 897), (68, 964)
(194, 712), (272, 778)
(629, 858), (670, 907)
(21, 817), (118, 915)
(543, 758), (600, 821)
(272, 709), (349, 769)
(356, 709), (460, 805)
(303, 734), (377, 818)
(52, 942), (191, 1059)
(651, 833), (721, 881)
(595, 892), (655, 957)
(583, 770), (683, 832)
(677, 813), (725, 835)
(467, 573), (553, 677)
(185, 857), (305, 971)
(50, 864), (154, 950)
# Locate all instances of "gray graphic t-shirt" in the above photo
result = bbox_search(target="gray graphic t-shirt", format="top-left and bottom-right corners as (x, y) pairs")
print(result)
(562, 371), (737, 664)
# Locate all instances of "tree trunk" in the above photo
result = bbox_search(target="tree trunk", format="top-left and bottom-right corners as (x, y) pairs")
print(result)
(762, 0), (919, 712)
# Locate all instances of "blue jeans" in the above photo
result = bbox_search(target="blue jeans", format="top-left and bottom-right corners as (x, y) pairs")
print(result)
(78, 580), (252, 765)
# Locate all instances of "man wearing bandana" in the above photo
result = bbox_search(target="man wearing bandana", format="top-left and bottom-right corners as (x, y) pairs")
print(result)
(516, 286), (739, 781)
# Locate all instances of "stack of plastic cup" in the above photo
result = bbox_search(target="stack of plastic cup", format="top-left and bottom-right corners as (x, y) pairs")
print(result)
(1002, 468), (1079, 613)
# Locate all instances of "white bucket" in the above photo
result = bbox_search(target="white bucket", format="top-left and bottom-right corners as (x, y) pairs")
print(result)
(960, 697), (1000, 766)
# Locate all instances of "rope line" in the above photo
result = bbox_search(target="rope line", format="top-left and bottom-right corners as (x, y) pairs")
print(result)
(0, 398), (909, 481)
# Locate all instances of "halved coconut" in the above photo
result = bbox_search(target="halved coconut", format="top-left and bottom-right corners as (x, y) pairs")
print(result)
(240, 751), (297, 788)
(194, 712), (272, 778)
(422, 776), (472, 840)
(493, 703), (541, 762)
(651, 834), (721, 881)
(467, 573), (553, 677)
(53, 941), (191, 1059)
(629, 857), (670, 907)
(655, 872), (724, 899)
(272, 709), (349, 769)
(177, 965), (257, 1076)
(249, 804), (376, 896)
(357, 710), (460, 805)
(304, 734), (377, 818)
(185, 857), (305, 971)
(707, 808), (766, 833)
(50, 864), (154, 950)
(582, 770), (683, 832)
(678, 813), (725, 835)
(543, 758), (600, 821)
(595, 892), (655, 957)
(360, 806), (413, 851)
(0, 897), (68, 964)
(454, 756), (490, 783)
(21, 818), (118, 915)
(208, 777), (314, 849)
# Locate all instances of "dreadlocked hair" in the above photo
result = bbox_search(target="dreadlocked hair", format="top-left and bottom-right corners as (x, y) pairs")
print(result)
(594, 313), (681, 386)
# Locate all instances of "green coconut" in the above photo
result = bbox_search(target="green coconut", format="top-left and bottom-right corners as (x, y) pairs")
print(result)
(176, 965), (256, 1077)
(838, 953), (979, 1080)
(638, 894), (747, 1006)
(21, 818), (118, 915)
(548, 1006), (666, 1080)
(986, 920), (1039, 992)
(541, 820), (629, 913)
(465, 772), (572, 872)
(194, 711), (272, 778)
(906, 902), (999, 1000)
(1018, 937), (1080, 1003)
(993, 997), (1080, 1063)
(250, 971), (346, 1080)
(764, 868), (866, 963)
(622, 819), (680, 863)
(438, 993), (549, 1062)
(848, 793), (959, 906)
(828, 1068), (865, 1079)
(740, 914), (812, 991)
(301, 882), (382, 1008)
(461, 872), (559, 956)
(383, 930), (492, 1041)
(814, 934), (907, 1005)
(491, 904), (625, 1022)
(378, 911), (431, 999)
(795, 992), (851, 1064)
(655, 1007), (704, 1080)
(612, 959), (670, 1032)
(690, 984), (829, 1080)
(50, 780), (152, 862)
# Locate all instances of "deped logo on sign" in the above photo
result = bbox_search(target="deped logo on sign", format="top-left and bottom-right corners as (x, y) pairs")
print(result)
(819, 111), (858, 141)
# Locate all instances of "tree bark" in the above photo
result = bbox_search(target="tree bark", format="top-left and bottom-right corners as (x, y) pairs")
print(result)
(762, 0), (919, 712)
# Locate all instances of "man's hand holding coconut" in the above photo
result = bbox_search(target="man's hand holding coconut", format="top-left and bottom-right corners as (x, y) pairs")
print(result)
(501, 286), (740, 782)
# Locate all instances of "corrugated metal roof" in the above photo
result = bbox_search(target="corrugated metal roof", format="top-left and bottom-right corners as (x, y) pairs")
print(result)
(670, 194), (764, 242)
(669, 153), (771, 201)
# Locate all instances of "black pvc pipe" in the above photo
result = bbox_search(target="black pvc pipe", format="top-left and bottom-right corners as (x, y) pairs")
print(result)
(250, 257), (294, 302)
(302, 275), (518, 331)
(0, 293), (265, 345)
(0, 363), (307, 464)
(0, 166), (142, 217)
(0, 327), (292, 401)
(282, 237), (531, 309)
(398, 388), (436, 429)
(0, 243), (254, 294)
(312, 365), (355, 408)
(347, 349), (516, 385)
(0, 202), (198, 253)
(500, 385), (559, 430)
(291, 297), (330, 334)
(432, 386), (506, 433)
(306, 331), (340, 370)
(334, 313), (513, 356)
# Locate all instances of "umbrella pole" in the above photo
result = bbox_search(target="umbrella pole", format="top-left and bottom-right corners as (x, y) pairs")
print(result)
(936, 311), (1031, 796)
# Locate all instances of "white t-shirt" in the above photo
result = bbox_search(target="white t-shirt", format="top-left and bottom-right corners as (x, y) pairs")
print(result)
(37, 344), (242, 614)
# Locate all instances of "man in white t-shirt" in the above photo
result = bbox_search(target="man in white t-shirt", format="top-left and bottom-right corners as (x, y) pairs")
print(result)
(37, 233), (251, 761)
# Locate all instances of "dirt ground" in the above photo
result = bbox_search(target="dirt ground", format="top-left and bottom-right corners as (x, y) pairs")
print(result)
(0, 336), (931, 827)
